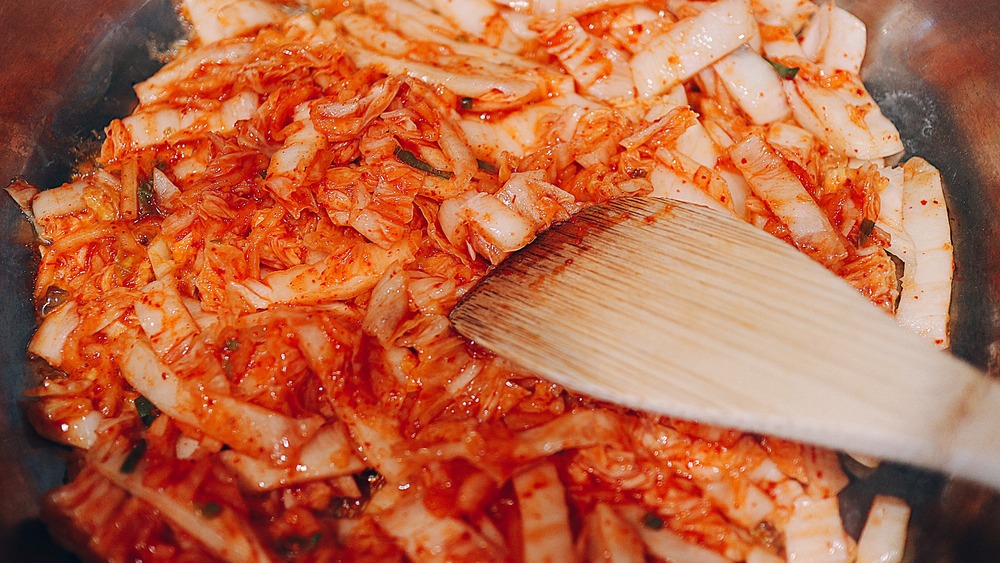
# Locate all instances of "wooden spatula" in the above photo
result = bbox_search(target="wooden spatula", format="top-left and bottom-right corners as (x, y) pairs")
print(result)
(449, 196), (1000, 490)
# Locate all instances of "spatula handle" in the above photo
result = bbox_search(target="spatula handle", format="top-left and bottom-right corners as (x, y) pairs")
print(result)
(945, 376), (1000, 489)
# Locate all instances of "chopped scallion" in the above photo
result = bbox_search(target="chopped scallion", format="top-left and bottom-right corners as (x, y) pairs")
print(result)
(858, 218), (876, 246)
(197, 501), (222, 519)
(460, 97), (474, 110)
(476, 159), (498, 174)
(765, 57), (800, 79)
(641, 511), (665, 530)
(394, 146), (453, 179)
(134, 396), (158, 427)
(137, 179), (157, 217)
(276, 532), (322, 555)
(120, 439), (147, 474)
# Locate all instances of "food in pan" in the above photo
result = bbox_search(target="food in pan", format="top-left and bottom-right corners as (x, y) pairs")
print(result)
(9, 0), (953, 560)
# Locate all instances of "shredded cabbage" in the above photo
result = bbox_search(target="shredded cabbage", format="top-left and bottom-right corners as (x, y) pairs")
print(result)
(18, 0), (952, 560)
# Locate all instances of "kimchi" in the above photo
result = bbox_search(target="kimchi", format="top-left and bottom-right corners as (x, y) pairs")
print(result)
(13, 0), (952, 561)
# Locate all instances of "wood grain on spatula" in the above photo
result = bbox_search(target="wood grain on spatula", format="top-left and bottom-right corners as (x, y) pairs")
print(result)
(449, 197), (1000, 490)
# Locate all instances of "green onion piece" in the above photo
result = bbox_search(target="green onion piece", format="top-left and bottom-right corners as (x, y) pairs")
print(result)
(197, 501), (223, 519)
(120, 439), (147, 474)
(224, 338), (241, 352)
(305, 533), (322, 550)
(641, 512), (665, 530)
(460, 97), (474, 110)
(858, 218), (876, 246)
(260, 169), (268, 179)
(137, 179), (157, 217)
(476, 159), (498, 174)
(134, 396), (158, 427)
(394, 146), (453, 179)
(276, 532), (322, 555)
(765, 58), (800, 79)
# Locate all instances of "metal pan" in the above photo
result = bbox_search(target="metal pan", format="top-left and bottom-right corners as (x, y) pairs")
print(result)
(0, 0), (997, 560)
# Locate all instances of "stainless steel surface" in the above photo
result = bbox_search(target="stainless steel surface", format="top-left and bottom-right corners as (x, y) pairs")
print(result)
(0, 0), (998, 560)
(0, 1), (184, 559)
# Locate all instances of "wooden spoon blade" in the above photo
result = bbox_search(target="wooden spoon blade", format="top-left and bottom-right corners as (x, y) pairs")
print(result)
(450, 197), (999, 487)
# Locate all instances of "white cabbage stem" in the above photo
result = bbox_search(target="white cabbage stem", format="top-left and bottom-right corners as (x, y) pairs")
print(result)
(800, 3), (867, 74)
(895, 158), (954, 348)
(631, 0), (754, 97)
(514, 463), (574, 562)
(730, 134), (848, 267)
(855, 495), (910, 563)
(182, 0), (285, 45)
(713, 45), (791, 124)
